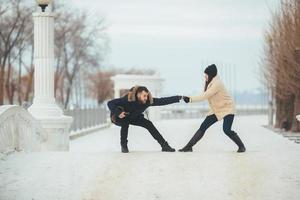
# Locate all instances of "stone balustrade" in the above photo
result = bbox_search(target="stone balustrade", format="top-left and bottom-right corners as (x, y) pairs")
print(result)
(0, 105), (46, 156)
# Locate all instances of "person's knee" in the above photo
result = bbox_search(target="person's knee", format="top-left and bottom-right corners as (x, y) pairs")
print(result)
(223, 125), (229, 133)
(144, 120), (154, 128)
(223, 128), (237, 137)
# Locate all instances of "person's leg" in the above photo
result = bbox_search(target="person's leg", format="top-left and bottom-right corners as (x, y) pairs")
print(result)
(179, 114), (218, 152)
(115, 119), (130, 153)
(130, 117), (175, 152)
(223, 114), (246, 153)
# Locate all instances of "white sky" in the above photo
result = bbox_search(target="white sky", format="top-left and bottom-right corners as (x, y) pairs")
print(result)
(68, 0), (280, 95)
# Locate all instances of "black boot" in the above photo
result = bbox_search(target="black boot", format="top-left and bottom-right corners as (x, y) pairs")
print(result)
(121, 139), (129, 153)
(178, 130), (205, 152)
(161, 142), (175, 152)
(229, 134), (246, 153)
(121, 145), (129, 153)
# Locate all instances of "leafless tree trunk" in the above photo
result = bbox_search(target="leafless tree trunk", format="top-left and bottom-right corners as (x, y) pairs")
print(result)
(262, 0), (300, 132)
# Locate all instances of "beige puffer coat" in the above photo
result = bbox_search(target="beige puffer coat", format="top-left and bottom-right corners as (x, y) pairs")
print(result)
(190, 75), (236, 121)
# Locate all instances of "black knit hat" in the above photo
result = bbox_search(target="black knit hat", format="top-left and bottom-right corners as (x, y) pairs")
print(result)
(204, 64), (217, 78)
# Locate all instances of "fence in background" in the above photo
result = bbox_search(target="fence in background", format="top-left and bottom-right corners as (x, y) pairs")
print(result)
(160, 104), (268, 120)
(64, 106), (109, 133)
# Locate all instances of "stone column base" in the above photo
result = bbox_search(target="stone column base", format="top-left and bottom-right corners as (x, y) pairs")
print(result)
(37, 116), (73, 151)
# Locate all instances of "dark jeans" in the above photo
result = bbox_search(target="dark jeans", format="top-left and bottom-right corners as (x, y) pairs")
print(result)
(114, 117), (166, 146)
(199, 114), (237, 137)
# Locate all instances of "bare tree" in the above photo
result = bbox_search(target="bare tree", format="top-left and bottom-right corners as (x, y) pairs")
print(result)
(262, 0), (300, 132)
(52, 6), (108, 109)
(0, 0), (109, 107)
(0, 0), (33, 105)
(88, 71), (114, 105)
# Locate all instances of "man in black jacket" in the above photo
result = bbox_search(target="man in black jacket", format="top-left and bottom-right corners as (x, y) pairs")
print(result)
(107, 85), (184, 153)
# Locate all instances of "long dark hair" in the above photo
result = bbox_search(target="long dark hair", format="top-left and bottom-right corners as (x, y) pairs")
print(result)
(204, 74), (214, 92)
(203, 64), (218, 92)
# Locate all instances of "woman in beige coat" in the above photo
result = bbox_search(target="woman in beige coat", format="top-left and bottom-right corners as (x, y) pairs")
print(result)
(179, 64), (246, 153)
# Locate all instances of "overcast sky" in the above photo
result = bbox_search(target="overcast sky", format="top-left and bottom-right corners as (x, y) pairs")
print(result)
(67, 0), (279, 95)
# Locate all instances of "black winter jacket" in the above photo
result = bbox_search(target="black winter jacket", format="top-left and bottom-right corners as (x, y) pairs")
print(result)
(107, 95), (181, 120)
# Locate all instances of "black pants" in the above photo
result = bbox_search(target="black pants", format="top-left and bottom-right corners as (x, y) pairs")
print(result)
(199, 114), (237, 137)
(114, 117), (166, 146)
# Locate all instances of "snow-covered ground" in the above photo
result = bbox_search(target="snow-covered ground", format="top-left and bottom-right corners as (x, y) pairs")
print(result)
(1, 115), (300, 200)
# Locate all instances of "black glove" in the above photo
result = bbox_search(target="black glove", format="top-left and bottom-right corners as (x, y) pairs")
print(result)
(183, 96), (190, 103)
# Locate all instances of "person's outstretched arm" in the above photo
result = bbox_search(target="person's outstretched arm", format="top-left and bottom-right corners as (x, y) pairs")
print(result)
(151, 95), (183, 106)
(189, 82), (220, 103)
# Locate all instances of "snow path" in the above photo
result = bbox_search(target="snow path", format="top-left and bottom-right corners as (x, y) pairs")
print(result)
(1, 115), (300, 200)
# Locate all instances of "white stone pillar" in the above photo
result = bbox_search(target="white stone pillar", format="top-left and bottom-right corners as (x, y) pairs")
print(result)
(28, 9), (73, 151)
(297, 115), (300, 122)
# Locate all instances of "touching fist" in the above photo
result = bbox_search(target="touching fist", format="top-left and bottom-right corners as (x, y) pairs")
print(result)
(183, 96), (190, 103)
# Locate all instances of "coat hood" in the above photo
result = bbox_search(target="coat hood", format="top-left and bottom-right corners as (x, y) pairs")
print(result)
(204, 64), (218, 78)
